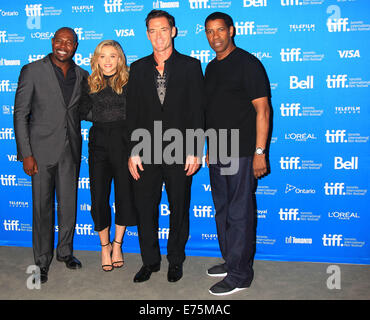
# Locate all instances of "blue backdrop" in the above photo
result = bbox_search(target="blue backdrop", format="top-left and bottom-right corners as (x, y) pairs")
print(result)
(0, 0), (369, 264)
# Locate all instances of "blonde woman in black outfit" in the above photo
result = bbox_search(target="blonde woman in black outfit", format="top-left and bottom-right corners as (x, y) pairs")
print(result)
(79, 40), (136, 271)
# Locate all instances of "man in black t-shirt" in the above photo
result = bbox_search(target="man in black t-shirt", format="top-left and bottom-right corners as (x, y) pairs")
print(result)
(204, 12), (271, 296)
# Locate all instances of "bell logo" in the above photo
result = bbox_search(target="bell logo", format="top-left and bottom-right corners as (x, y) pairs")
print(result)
(334, 157), (358, 170)
(289, 76), (313, 89)
(243, 0), (267, 7)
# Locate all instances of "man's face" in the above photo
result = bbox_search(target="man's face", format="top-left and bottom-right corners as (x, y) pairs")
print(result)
(205, 19), (234, 58)
(51, 29), (77, 63)
(146, 17), (176, 54)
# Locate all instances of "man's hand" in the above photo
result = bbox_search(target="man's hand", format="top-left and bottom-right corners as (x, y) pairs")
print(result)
(128, 155), (144, 180)
(184, 155), (201, 176)
(23, 156), (38, 176)
(253, 154), (267, 179)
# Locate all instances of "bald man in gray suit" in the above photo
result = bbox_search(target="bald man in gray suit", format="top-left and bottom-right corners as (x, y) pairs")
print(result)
(14, 27), (89, 284)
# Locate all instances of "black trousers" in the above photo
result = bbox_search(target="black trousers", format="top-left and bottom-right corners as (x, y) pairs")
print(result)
(31, 139), (79, 270)
(88, 121), (136, 232)
(132, 164), (192, 266)
(209, 157), (257, 287)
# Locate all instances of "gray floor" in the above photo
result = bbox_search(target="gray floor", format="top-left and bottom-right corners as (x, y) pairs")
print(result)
(1, 245), (369, 300)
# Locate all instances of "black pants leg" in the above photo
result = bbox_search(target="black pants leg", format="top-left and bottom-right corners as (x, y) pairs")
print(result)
(132, 164), (192, 266)
(163, 165), (192, 266)
(88, 123), (137, 232)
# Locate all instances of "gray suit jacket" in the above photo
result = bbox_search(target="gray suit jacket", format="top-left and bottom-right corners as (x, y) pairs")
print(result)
(14, 56), (89, 165)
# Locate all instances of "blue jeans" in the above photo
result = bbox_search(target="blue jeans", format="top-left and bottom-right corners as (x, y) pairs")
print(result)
(209, 157), (257, 287)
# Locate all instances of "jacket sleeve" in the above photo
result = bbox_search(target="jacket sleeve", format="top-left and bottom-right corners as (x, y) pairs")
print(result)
(186, 59), (205, 157)
(13, 65), (34, 160)
(126, 62), (140, 157)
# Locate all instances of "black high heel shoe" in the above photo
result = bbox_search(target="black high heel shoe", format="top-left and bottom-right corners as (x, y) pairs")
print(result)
(101, 242), (113, 272)
(112, 240), (124, 268)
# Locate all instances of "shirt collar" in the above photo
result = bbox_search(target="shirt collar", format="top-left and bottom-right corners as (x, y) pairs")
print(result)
(150, 49), (178, 66)
(48, 53), (76, 70)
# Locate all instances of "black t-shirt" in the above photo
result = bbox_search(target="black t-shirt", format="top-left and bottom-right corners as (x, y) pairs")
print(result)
(205, 47), (270, 157)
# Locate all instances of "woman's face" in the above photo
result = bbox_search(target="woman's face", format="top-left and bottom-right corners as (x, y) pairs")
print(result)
(97, 45), (120, 76)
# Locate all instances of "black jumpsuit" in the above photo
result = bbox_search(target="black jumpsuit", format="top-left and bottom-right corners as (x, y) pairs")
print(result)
(79, 75), (136, 231)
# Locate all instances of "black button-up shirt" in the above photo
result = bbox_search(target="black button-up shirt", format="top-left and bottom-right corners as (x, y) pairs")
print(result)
(49, 53), (76, 106)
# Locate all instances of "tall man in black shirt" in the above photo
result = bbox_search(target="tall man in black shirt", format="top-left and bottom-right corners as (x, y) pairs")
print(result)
(127, 10), (204, 283)
(14, 27), (89, 284)
(204, 12), (270, 295)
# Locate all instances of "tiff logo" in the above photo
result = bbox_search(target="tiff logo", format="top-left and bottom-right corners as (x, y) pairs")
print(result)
(325, 130), (346, 143)
(327, 18), (349, 32)
(235, 21), (255, 35)
(0, 31), (7, 43)
(189, 0), (209, 9)
(280, 157), (300, 170)
(193, 205), (214, 218)
(25, 4), (42, 16)
(324, 182), (345, 195)
(0, 80), (10, 92)
(326, 75), (348, 88)
(78, 177), (90, 189)
(3, 220), (20, 231)
(104, 0), (123, 13)
(280, 48), (302, 62)
(158, 227), (169, 239)
(74, 28), (84, 41)
(280, 103), (300, 116)
(278, 208), (299, 221)
(0, 128), (14, 139)
(322, 234), (343, 246)
(28, 54), (45, 63)
(190, 50), (211, 63)
(0, 174), (16, 186)
(281, 0), (301, 5)
(75, 224), (93, 235)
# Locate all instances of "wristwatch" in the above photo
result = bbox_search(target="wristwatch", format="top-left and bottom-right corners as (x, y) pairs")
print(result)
(255, 147), (265, 155)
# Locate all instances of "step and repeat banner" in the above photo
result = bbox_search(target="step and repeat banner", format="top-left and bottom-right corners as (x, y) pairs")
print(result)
(0, 0), (369, 264)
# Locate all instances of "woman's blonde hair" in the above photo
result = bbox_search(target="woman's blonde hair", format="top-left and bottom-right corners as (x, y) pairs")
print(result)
(88, 40), (129, 95)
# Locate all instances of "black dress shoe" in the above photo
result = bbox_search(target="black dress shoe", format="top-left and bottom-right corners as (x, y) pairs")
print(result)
(32, 267), (48, 285)
(40, 267), (48, 283)
(167, 264), (183, 282)
(57, 255), (82, 269)
(133, 263), (160, 283)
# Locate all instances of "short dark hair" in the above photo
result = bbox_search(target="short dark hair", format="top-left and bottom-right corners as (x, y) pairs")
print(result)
(145, 10), (175, 29)
(54, 27), (78, 44)
(204, 12), (234, 29)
